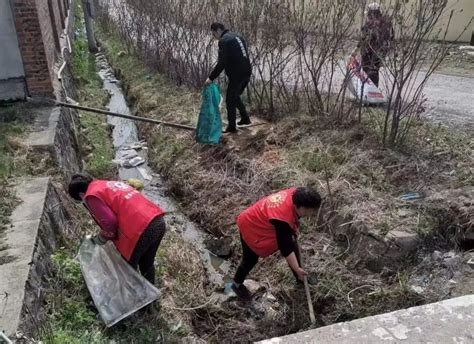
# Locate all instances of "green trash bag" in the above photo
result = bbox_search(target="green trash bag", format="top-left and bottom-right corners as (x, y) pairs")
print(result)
(196, 83), (222, 144)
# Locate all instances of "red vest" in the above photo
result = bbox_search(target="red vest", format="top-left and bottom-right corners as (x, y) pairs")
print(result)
(237, 188), (299, 257)
(85, 180), (164, 260)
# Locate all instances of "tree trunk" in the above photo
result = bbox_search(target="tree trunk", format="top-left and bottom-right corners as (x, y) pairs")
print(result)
(82, 0), (98, 53)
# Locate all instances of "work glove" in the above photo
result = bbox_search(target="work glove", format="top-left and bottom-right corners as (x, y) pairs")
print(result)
(91, 235), (107, 245)
(127, 178), (144, 191)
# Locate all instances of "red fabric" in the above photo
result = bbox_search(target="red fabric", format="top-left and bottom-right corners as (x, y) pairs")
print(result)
(237, 188), (299, 257)
(85, 180), (164, 260)
(84, 196), (119, 240)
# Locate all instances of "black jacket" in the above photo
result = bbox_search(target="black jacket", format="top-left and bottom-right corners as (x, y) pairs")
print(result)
(209, 30), (252, 81)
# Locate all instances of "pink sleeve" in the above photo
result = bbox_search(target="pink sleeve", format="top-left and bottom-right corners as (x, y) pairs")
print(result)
(85, 196), (118, 241)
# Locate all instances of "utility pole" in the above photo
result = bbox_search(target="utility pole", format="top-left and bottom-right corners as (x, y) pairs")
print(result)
(82, 0), (98, 53)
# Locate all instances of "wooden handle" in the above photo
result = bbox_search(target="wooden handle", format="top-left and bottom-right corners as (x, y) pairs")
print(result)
(304, 275), (316, 324)
(295, 238), (316, 324)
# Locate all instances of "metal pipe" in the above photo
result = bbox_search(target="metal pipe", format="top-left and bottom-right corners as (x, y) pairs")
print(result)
(57, 47), (69, 81)
(0, 331), (12, 344)
(56, 101), (196, 131)
(66, 33), (72, 52)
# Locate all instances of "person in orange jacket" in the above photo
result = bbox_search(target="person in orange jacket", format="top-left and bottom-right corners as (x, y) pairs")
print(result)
(232, 187), (322, 299)
(68, 173), (166, 284)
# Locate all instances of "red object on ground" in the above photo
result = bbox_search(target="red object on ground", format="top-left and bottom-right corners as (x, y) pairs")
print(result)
(237, 188), (299, 257)
(85, 180), (164, 260)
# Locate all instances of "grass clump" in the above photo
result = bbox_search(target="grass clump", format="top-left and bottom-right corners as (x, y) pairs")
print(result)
(42, 232), (201, 343)
(0, 105), (32, 239)
(0, 106), (29, 178)
(72, 2), (114, 179)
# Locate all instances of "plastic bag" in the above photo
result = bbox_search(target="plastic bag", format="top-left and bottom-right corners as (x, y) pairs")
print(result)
(79, 238), (161, 327)
(195, 83), (222, 144)
(347, 55), (386, 105)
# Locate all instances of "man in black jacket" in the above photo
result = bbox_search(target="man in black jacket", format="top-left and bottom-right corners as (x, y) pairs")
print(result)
(205, 23), (252, 133)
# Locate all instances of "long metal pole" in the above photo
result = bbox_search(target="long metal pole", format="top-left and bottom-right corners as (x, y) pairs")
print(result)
(56, 102), (196, 131)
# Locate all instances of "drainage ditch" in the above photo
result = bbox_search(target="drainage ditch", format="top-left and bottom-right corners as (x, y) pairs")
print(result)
(91, 51), (474, 342)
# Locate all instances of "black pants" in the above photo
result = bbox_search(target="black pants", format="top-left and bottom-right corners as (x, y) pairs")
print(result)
(233, 235), (301, 284)
(226, 77), (250, 129)
(361, 54), (381, 87)
(128, 215), (166, 284)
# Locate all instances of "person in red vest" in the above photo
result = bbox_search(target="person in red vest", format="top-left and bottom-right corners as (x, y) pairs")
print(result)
(232, 187), (322, 299)
(68, 173), (165, 284)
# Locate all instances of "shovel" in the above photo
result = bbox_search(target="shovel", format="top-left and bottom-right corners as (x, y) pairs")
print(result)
(294, 238), (316, 324)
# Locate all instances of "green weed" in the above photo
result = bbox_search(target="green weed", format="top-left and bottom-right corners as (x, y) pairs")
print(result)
(72, 2), (114, 179)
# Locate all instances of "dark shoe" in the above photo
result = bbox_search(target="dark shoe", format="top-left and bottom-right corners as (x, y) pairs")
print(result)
(223, 126), (237, 134)
(237, 118), (252, 127)
(231, 283), (252, 300)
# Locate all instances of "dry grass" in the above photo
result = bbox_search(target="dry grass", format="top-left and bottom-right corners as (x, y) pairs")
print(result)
(157, 230), (209, 334)
(96, 27), (474, 341)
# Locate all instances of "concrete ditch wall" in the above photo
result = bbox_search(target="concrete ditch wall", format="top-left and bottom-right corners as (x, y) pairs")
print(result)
(0, 1), (81, 338)
(258, 295), (474, 344)
(0, 178), (76, 338)
(27, 105), (81, 180)
(0, 100), (82, 337)
(0, 102), (81, 338)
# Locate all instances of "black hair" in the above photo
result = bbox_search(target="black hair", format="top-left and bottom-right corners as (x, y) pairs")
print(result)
(292, 187), (322, 209)
(68, 173), (93, 201)
(210, 22), (226, 32)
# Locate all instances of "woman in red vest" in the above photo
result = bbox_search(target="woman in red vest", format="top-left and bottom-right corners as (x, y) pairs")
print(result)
(68, 173), (165, 284)
(232, 187), (322, 299)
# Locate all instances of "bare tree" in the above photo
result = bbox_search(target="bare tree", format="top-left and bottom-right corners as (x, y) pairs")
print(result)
(378, 0), (472, 145)
(95, 0), (470, 143)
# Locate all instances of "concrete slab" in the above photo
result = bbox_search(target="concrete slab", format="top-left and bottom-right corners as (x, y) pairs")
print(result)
(257, 295), (474, 344)
(24, 104), (81, 180)
(26, 107), (60, 149)
(0, 177), (49, 337)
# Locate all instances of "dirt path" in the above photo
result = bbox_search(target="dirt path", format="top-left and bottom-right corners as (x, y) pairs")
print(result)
(423, 72), (474, 130)
(319, 60), (474, 131)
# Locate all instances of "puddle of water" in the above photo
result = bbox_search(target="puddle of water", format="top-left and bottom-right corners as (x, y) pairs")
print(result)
(95, 53), (230, 286)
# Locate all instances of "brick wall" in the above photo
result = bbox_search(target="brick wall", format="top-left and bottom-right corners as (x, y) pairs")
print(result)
(12, 0), (70, 97)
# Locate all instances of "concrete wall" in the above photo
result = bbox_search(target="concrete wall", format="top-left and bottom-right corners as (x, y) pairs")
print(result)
(0, 0), (26, 100)
(259, 295), (474, 344)
(307, 0), (473, 43)
(398, 0), (474, 42)
(435, 0), (474, 42)
(370, 0), (473, 42)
